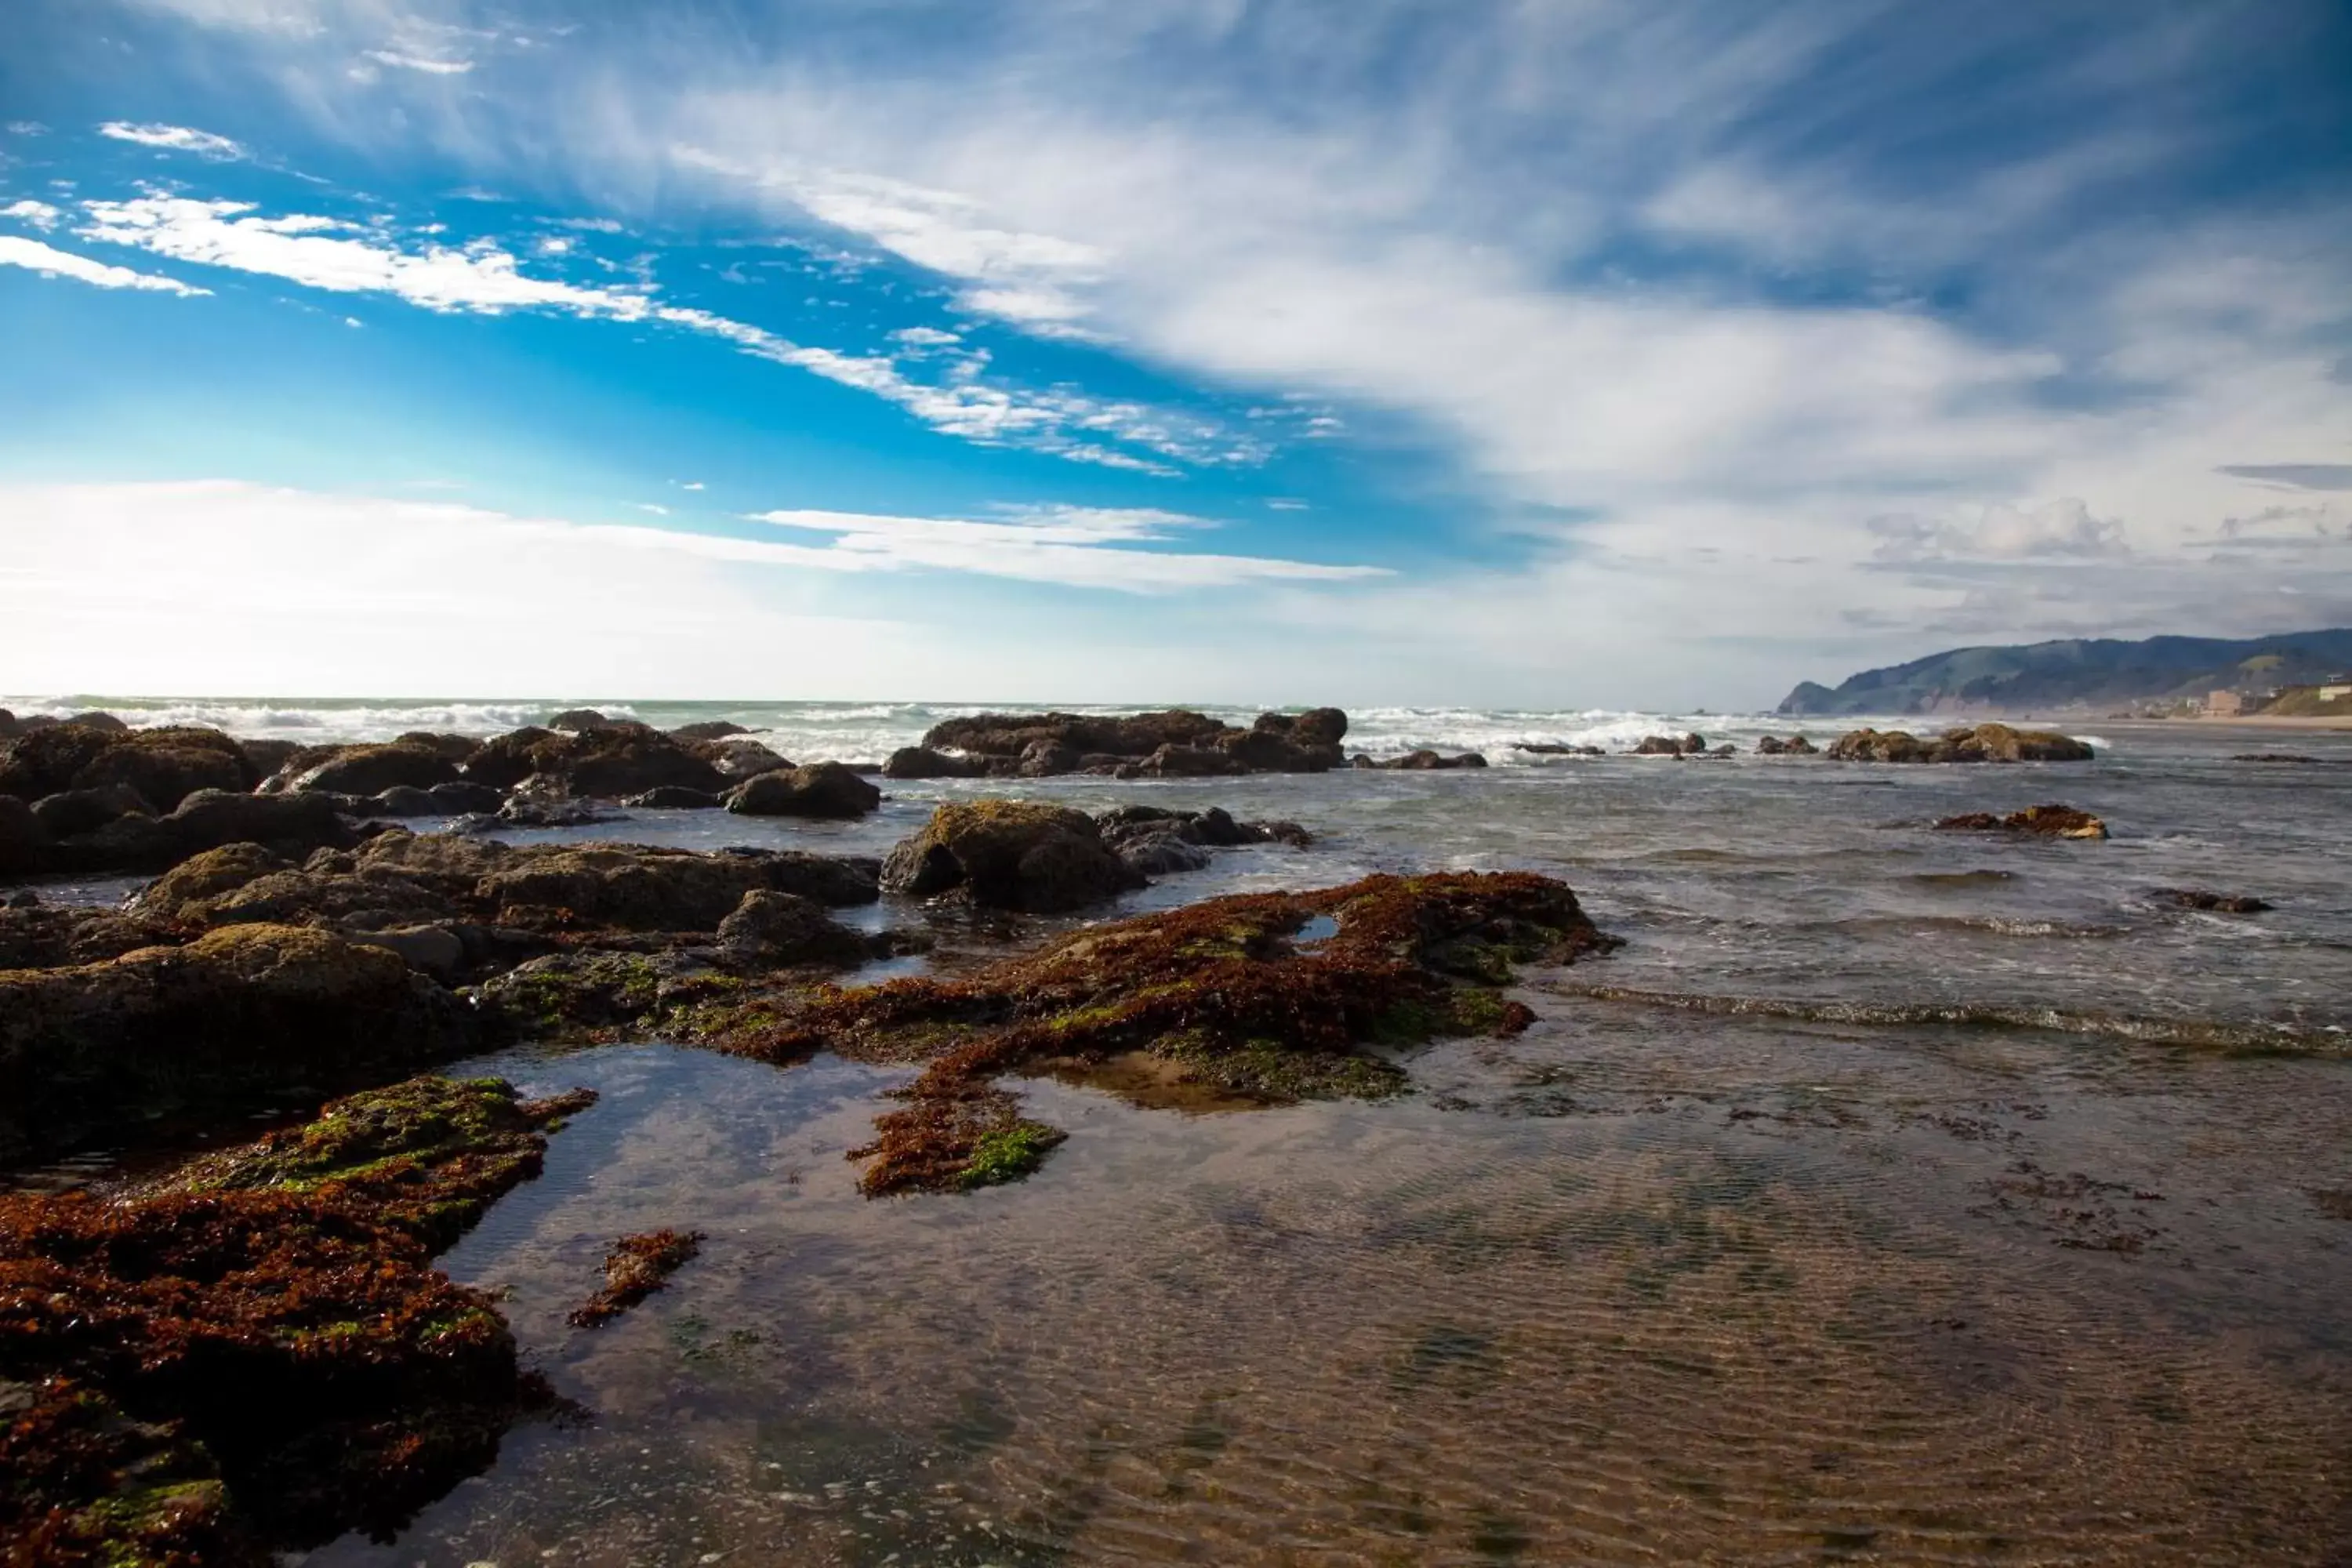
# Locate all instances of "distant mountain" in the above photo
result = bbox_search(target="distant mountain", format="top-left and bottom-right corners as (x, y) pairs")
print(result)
(1778, 630), (2352, 717)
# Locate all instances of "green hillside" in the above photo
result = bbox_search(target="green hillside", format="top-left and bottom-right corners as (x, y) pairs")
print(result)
(1779, 630), (2352, 716)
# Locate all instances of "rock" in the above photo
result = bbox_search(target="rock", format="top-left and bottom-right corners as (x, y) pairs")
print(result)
(1254, 707), (1348, 746)
(165, 788), (359, 859)
(395, 731), (482, 761)
(1629, 735), (1685, 757)
(624, 785), (724, 809)
(63, 710), (129, 732)
(715, 889), (876, 967)
(71, 728), (254, 809)
(1755, 735), (1818, 756)
(916, 708), (1349, 777)
(1121, 835), (1214, 876)
(239, 737), (303, 778)
(296, 742), (462, 797)
(2152, 888), (2272, 913)
(883, 746), (982, 779)
(365, 785), (446, 817)
(724, 762), (881, 819)
(881, 800), (1144, 913)
(1831, 724), (2093, 764)
(0, 924), (477, 1164)
(348, 924), (469, 978)
(474, 841), (879, 931)
(547, 708), (612, 731)
(1094, 804), (1314, 858)
(1120, 742), (1246, 779)
(1356, 750), (1486, 770)
(744, 870), (1616, 1196)
(0, 902), (181, 968)
(0, 1076), (590, 1556)
(1933, 804), (2109, 840)
(458, 726), (563, 789)
(131, 842), (296, 918)
(1515, 742), (1605, 757)
(671, 720), (751, 741)
(492, 775), (616, 829)
(566, 729), (730, 797)
(29, 782), (154, 840)
(702, 737), (792, 779)
(0, 723), (136, 800)
(426, 779), (506, 814)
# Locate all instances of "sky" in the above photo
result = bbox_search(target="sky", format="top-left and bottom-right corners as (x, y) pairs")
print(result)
(2, 0), (2349, 709)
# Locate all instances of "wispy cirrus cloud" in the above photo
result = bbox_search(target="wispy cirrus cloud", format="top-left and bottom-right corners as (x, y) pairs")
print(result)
(97, 122), (248, 159)
(0, 234), (209, 295)
(745, 505), (1388, 591)
(363, 49), (472, 74)
(69, 190), (1250, 474)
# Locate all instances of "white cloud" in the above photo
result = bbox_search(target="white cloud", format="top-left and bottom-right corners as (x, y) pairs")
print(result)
(365, 49), (473, 74)
(2, 198), (62, 229)
(1868, 498), (2129, 563)
(0, 479), (922, 698)
(679, 480), (705, 490)
(0, 235), (209, 295)
(73, 189), (1248, 473)
(97, 122), (249, 160)
(634, 502), (670, 514)
(891, 325), (960, 347)
(745, 505), (1388, 592)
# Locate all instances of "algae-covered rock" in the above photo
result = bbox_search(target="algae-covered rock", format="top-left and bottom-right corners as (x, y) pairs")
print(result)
(724, 761), (880, 818)
(881, 799), (1144, 913)
(1830, 724), (2093, 764)
(0, 924), (477, 1164)
(743, 870), (1616, 1195)
(0, 1076), (593, 1561)
(1933, 804), (2109, 839)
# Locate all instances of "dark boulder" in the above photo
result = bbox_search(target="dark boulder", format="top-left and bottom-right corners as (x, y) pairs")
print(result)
(0, 902), (180, 969)
(725, 762), (880, 819)
(239, 737), (303, 778)
(489, 775), (618, 829)
(671, 720), (751, 741)
(1120, 743), (1246, 779)
(1629, 735), (1686, 757)
(0, 795), (52, 875)
(365, 785), (445, 817)
(700, 738), (793, 779)
(459, 727), (563, 789)
(624, 785), (724, 810)
(426, 780), (506, 814)
(881, 800), (1144, 913)
(547, 709), (612, 731)
(296, 742), (462, 797)
(715, 889), (877, 967)
(883, 746), (981, 780)
(0, 923), (477, 1165)
(30, 782), (154, 840)
(0, 723), (131, 800)
(2152, 887), (2272, 913)
(1355, 750), (1487, 770)
(395, 731), (482, 761)
(1253, 707), (1348, 746)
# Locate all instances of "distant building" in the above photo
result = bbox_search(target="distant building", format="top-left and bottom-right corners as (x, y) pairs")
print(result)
(2322, 684), (2352, 702)
(2206, 690), (2244, 717)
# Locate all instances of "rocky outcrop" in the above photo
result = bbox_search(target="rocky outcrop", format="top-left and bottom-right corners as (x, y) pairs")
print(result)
(882, 746), (980, 780)
(881, 800), (1144, 913)
(0, 902), (180, 969)
(0, 723), (256, 810)
(9, 789), (365, 878)
(1754, 735), (1817, 756)
(1630, 733), (1707, 757)
(715, 889), (879, 967)
(724, 761), (881, 818)
(731, 871), (1617, 1195)
(624, 785), (724, 809)
(291, 742), (460, 797)
(913, 708), (1348, 778)
(547, 708), (612, 731)
(1933, 804), (2109, 840)
(1094, 805), (1312, 877)
(671, 720), (751, 741)
(1829, 723), (2093, 764)
(0, 924), (477, 1163)
(453, 722), (751, 799)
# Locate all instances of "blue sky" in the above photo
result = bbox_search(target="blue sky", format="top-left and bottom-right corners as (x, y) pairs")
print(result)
(3, 0), (2350, 706)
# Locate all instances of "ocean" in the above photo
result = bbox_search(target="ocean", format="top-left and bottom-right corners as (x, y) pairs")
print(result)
(8, 699), (2349, 1562)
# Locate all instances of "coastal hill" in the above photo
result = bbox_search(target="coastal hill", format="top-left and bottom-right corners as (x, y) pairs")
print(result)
(1778, 629), (2352, 716)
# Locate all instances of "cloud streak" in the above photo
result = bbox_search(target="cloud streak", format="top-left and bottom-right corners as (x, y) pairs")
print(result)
(0, 234), (209, 295)
(97, 122), (248, 159)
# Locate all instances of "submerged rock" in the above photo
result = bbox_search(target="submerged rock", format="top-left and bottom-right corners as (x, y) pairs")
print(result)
(0, 924), (478, 1164)
(1352, 749), (1489, 770)
(566, 1229), (706, 1328)
(2152, 887), (2273, 913)
(881, 800), (1143, 913)
(624, 784), (724, 809)
(1934, 804), (2110, 840)
(1830, 723), (2094, 764)
(915, 707), (1348, 777)
(731, 870), (1617, 1196)
(0, 1076), (593, 1562)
